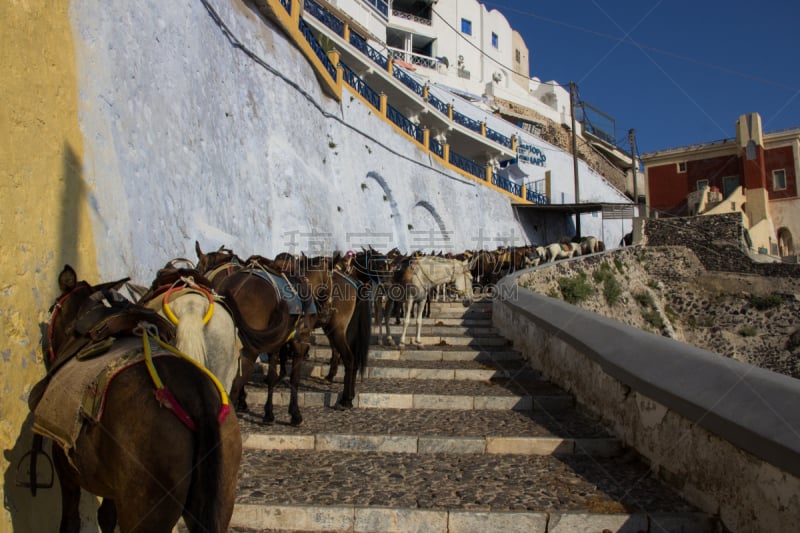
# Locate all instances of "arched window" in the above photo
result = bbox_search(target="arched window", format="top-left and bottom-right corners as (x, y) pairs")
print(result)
(777, 227), (794, 257)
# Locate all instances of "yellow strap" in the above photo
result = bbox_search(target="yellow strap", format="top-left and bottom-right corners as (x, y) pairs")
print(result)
(141, 326), (229, 408)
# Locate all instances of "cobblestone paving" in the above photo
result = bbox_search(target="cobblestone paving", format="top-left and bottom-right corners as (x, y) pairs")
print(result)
(236, 449), (698, 513)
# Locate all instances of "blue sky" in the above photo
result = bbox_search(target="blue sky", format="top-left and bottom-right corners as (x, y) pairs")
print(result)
(483, 0), (800, 155)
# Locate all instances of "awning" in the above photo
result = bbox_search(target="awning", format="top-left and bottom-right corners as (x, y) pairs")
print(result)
(512, 202), (636, 216)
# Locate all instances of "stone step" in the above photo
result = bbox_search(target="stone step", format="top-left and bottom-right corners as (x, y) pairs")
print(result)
(242, 375), (573, 414)
(237, 407), (622, 457)
(311, 334), (511, 348)
(306, 346), (522, 362)
(231, 450), (717, 532)
(366, 324), (498, 337)
(257, 357), (535, 382)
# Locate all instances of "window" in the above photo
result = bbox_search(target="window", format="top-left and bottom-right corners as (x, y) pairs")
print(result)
(515, 49), (521, 63)
(491, 33), (499, 49)
(461, 18), (472, 35)
(773, 169), (787, 190)
(696, 179), (708, 191)
(722, 176), (740, 198)
(677, 161), (686, 173)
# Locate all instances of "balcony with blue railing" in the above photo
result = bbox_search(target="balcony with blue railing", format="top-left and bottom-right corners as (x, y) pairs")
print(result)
(279, 0), (291, 14)
(304, 0), (345, 37)
(492, 173), (521, 197)
(429, 137), (444, 159)
(298, 18), (338, 80)
(341, 63), (381, 109)
(428, 93), (449, 116)
(452, 110), (483, 135)
(449, 150), (485, 181)
(387, 104), (423, 143)
(526, 188), (549, 204)
(363, 0), (389, 18)
(349, 32), (388, 70)
(391, 63), (425, 98)
(486, 128), (512, 149)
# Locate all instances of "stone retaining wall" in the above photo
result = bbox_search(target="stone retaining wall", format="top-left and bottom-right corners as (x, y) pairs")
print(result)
(493, 275), (800, 532)
(644, 213), (800, 277)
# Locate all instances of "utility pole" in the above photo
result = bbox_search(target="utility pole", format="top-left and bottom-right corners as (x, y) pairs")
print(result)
(629, 129), (638, 204)
(570, 81), (581, 239)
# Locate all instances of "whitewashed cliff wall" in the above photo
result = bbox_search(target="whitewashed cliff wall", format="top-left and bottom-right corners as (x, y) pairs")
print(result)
(73, 0), (527, 284)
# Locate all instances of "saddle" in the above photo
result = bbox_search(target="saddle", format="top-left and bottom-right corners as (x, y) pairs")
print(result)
(30, 288), (175, 413)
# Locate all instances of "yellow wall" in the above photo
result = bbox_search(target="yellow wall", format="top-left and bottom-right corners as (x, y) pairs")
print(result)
(1, 1), (97, 531)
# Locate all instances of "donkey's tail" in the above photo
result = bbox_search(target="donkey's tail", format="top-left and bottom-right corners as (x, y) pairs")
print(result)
(347, 293), (371, 380)
(174, 294), (208, 366)
(180, 360), (239, 532)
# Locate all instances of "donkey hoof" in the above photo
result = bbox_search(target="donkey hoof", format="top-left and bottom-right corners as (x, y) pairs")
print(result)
(290, 415), (303, 426)
(262, 414), (275, 426)
(334, 401), (353, 411)
(386, 337), (396, 347)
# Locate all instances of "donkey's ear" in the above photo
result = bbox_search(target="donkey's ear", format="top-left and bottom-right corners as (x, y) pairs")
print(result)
(58, 265), (78, 294)
(195, 240), (203, 257)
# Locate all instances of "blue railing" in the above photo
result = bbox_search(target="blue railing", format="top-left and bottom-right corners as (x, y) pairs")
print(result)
(298, 19), (337, 80)
(304, 0), (345, 36)
(429, 138), (444, 159)
(341, 63), (381, 109)
(526, 188), (549, 204)
(428, 93), (449, 116)
(486, 128), (512, 149)
(492, 173), (522, 196)
(392, 66), (425, 98)
(363, 0), (388, 17)
(349, 32), (388, 70)
(387, 104), (423, 143)
(279, 0), (291, 14)
(452, 110), (482, 134)
(449, 150), (485, 180)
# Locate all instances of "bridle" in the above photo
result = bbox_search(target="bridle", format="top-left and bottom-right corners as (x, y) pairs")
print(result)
(46, 281), (90, 363)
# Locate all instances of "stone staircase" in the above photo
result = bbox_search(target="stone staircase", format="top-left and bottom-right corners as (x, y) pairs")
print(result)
(228, 300), (718, 532)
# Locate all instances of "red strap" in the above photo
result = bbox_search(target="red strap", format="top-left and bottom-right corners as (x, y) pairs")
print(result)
(154, 388), (197, 432)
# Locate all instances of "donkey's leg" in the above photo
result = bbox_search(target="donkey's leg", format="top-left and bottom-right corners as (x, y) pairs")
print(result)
(414, 299), (425, 344)
(288, 341), (307, 426)
(399, 296), (415, 345)
(262, 351), (280, 425)
(230, 352), (257, 413)
(53, 448), (81, 533)
(97, 498), (117, 533)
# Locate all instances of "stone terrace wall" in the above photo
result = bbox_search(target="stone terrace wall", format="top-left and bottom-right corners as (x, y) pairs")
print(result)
(644, 213), (800, 278)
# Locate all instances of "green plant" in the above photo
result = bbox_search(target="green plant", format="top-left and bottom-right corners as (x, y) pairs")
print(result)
(738, 325), (758, 337)
(337, 206), (342, 212)
(642, 309), (664, 330)
(592, 262), (614, 283)
(546, 288), (561, 299)
(557, 271), (594, 304)
(633, 291), (655, 309)
(407, 224), (414, 230)
(383, 195), (388, 201)
(647, 280), (660, 291)
(328, 141), (337, 149)
(603, 276), (622, 306)
(664, 305), (679, 322)
(361, 183), (367, 191)
(749, 294), (782, 310)
(614, 257), (625, 273)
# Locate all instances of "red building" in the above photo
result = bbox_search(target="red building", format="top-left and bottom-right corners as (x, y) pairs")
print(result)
(641, 113), (799, 258)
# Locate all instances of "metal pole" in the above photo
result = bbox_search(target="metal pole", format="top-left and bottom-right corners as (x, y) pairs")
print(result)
(629, 128), (638, 203)
(570, 82), (581, 239)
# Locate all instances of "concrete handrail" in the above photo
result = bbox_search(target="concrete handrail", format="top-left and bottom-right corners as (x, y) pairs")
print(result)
(493, 268), (800, 531)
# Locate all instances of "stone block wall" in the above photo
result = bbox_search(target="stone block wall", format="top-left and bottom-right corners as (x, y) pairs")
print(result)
(644, 213), (800, 278)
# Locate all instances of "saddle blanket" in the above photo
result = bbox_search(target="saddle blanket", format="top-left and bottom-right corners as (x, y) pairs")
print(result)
(250, 269), (316, 315)
(31, 337), (173, 459)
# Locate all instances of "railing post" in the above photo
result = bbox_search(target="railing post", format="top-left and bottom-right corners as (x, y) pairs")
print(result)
(443, 143), (450, 163)
(481, 121), (487, 136)
(343, 22), (350, 42)
(423, 127), (430, 150)
(447, 103), (453, 121)
(290, 0), (301, 24)
(511, 134), (517, 152)
(485, 165), (492, 182)
(423, 84), (429, 101)
(327, 49), (340, 68)
(379, 92), (387, 116)
(521, 183), (527, 201)
(387, 56), (394, 75)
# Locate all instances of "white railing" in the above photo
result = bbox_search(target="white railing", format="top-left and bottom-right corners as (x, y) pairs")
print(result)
(386, 46), (438, 70)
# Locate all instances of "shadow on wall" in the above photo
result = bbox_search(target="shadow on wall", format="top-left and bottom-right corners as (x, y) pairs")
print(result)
(3, 142), (93, 531)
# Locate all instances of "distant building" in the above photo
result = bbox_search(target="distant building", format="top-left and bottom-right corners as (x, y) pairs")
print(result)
(641, 113), (799, 259)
